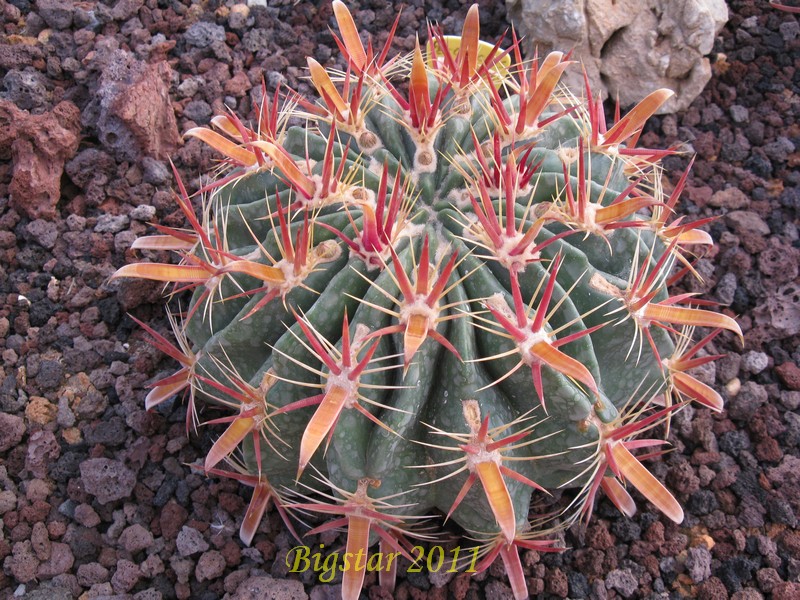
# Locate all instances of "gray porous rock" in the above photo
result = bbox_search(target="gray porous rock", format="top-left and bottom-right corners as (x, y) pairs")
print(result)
(506, 0), (728, 113)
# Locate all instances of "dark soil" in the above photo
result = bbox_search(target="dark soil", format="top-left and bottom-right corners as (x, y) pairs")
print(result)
(0, 1), (798, 599)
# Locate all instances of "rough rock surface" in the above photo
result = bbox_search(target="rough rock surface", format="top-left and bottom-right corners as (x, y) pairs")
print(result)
(0, 1), (797, 600)
(506, 0), (729, 112)
(79, 458), (136, 504)
(229, 575), (309, 600)
(0, 100), (80, 219)
(82, 49), (180, 161)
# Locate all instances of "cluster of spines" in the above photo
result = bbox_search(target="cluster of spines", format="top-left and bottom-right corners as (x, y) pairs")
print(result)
(111, 3), (744, 599)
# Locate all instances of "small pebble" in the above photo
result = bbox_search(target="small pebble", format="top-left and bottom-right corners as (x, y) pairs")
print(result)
(176, 526), (210, 557)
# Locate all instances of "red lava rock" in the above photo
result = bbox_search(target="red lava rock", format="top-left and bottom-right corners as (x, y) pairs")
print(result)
(644, 521), (665, 543)
(118, 523), (155, 554)
(228, 576), (308, 600)
(30, 521), (51, 561)
(111, 558), (141, 592)
(19, 499), (51, 524)
(0, 412), (25, 453)
(0, 100), (81, 220)
(217, 491), (245, 514)
(224, 570), (250, 595)
(111, 61), (181, 158)
(61, 373), (108, 420)
(771, 582), (800, 599)
(220, 540), (241, 567)
(25, 430), (61, 479)
(767, 455), (800, 489)
(77, 562), (110, 587)
(724, 210), (770, 254)
(586, 521), (614, 550)
(756, 567), (781, 593)
(0, 490), (16, 515)
(87, 47), (181, 161)
(48, 520), (67, 539)
(98, 546), (118, 568)
(779, 530), (800, 559)
(254, 539), (276, 562)
(527, 578), (545, 596)
(224, 71), (252, 97)
(0, 43), (44, 72)
(629, 540), (655, 560)
(25, 479), (52, 502)
(176, 525), (210, 557)
(79, 458), (136, 504)
(196, 549), (227, 582)
(140, 553), (165, 578)
(36, 541), (74, 579)
(758, 242), (799, 284)
(370, 584), (398, 600)
(10, 522), (31, 543)
(0, 540), (11, 560)
(686, 184), (713, 206)
(709, 187), (750, 209)
(755, 437), (783, 462)
(3, 511), (19, 530)
(111, 0), (145, 21)
(175, 581), (192, 600)
(668, 460), (702, 495)
(753, 283), (800, 340)
(546, 568), (569, 598)
(159, 501), (188, 540)
(6, 540), (39, 583)
(73, 503), (101, 527)
(114, 277), (165, 311)
(776, 362), (800, 391)
(696, 576), (730, 600)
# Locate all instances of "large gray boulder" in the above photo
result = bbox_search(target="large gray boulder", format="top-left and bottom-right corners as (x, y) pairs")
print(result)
(506, 0), (728, 113)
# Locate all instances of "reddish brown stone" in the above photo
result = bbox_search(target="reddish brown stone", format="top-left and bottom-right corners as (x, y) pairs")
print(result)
(426, 586), (446, 600)
(30, 521), (50, 561)
(220, 540), (241, 567)
(159, 501), (188, 540)
(111, 61), (180, 159)
(696, 576), (730, 600)
(629, 540), (656, 560)
(6, 540), (39, 583)
(36, 542), (74, 579)
(19, 500), (51, 524)
(217, 492), (245, 515)
(776, 362), (800, 391)
(546, 567), (568, 598)
(254, 539), (276, 562)
(47, 520), (66, 539)
(449, 573), (471, 600)
(756, 438), (783, 462)
(586, 520), (614, 550)
(224, 71), (251, 97)
(0, 100), (81, 220)
(644, 521), (665, 543)
(10, 522), (31, 543)
(771, 582), (800, 600)
(780, 530), (800, 559)
(175, 581), (192, 600)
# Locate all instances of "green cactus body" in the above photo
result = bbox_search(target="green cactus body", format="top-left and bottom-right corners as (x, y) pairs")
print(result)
(115, 4), (742, 599)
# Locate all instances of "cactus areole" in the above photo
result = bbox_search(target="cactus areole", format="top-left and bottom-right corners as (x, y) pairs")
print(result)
(114, 4), (741, 598)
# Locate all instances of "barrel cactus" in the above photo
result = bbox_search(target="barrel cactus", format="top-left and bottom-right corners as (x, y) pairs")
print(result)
(114, 4), (741, 598)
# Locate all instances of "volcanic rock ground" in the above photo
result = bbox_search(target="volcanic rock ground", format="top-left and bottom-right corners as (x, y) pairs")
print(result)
(0, 1), (798, 599)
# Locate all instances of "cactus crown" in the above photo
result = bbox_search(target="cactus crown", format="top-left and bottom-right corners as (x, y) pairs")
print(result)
(114, 4), (740, 598)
